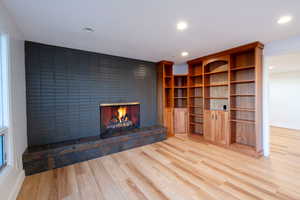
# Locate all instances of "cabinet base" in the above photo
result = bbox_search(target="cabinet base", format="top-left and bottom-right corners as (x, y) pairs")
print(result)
(188, 133), (263, 158)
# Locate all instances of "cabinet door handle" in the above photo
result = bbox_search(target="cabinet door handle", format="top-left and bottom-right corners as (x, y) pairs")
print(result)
(216, 114), (217, 120)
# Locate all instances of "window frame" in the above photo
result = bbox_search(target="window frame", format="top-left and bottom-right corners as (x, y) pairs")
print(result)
(0, 129), (7, 170)
(0, 34), (9, 171)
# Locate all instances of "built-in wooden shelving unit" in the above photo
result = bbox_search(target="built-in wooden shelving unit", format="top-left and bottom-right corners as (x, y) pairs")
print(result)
(158, 41), (264, 157)
(187, 42), (263, 157)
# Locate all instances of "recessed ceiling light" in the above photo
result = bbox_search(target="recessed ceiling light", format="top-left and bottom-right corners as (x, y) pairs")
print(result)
(177, 21), (188, 31)
(181, 51), (189, 57)
(277, 16), (292, 24)
(269, 66), (275, 70)
(83, 27), (95, 32)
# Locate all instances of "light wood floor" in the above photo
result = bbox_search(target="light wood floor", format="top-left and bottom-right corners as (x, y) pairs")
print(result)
(17, 127), (300, 200)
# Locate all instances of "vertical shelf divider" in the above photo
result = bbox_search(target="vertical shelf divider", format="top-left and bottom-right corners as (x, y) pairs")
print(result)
(187, 63), (204, 137)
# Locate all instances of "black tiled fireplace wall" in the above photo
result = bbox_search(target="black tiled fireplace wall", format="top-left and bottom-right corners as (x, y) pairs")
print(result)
(25, 41), (157, 146)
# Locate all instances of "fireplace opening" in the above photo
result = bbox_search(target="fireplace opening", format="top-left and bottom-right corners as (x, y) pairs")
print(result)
(100, 102), (140, 138)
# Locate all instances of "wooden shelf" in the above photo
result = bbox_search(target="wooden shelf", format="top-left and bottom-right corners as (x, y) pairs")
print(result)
(174, 106), (188, 108)
(174, 74), (188, 77)
(230, 80), (255, 84)
(190, 74), (202, 77)
(231, 107), (255, 112)
(189, 96), (203, 98)
(204, 83), (228, 87)
(230, 119), (255, 124)
(174, 86), (188, 88)
(189, 113), (203, 117)
(164, 76), (172, 78)
(204, 97), (228, 99)
(204, 70), (228, 75)
(189, 132), (203, 135)
(231, 65), (255, 71)
(231, 94), (255, 97)
(189, 85), (203, 88)
(174, 97), (187, 99)
(189, 106), (202, 108)
(190, 122), (203, 125)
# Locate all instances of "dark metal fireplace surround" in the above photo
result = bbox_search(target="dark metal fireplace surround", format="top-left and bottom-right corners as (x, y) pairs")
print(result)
(23, 103), (166, 176)
(100, 102), (140, 139)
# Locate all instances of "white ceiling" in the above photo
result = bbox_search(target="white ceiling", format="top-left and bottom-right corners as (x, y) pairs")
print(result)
(3, 0), (300, 63)
(266, 52), (300, 74)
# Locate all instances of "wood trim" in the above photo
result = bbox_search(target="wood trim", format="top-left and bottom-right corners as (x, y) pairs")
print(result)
(255, 47), (263, 153)
(157, 60), (174, 65)
(227, 55), (232, 145)
(270, 125), (300, 131)
(157, 63), (164, 125)
(187, 41), (264, 65)
(203, 55), (230, 66)
(228, 143), (263, 158)
(188, 132), (262, 157)
(100, 102), (140, 106)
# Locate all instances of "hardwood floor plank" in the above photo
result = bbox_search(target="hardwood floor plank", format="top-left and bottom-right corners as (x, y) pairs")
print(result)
(17, 127), (300, 200)
(223, 182), (263, 200)
(36, 170), (58, 200)
(57, 166), (80, 200)
(88, 159), (125, 200)
(125, 178), (149, 200)
(17, 173), (41, 200)
(74, 162), (105, 200)
(129, 149), (201, 200)
(114, 154), (170, 200)
(140, 150), (215, 200)
(200, 161), (281, 200)
(100, 156), (147, 200)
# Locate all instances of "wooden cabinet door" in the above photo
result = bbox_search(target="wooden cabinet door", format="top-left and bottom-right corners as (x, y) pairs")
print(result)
(204, 110), (215, 141)
(215, 111), (229, 145)
(164, 108), (174, 137)
(174, 108), (188, 134)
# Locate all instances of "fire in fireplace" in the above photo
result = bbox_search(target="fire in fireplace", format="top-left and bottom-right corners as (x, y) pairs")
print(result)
(100, 102), (140, 138)
(107, 107), (132, 129)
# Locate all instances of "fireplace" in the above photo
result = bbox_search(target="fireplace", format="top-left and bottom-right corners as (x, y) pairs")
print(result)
(100, 102), (140, 138)
(24, 102), (167, 175)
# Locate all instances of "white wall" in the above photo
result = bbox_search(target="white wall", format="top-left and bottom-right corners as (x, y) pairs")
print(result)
(269, 72), (300, 130)
(173, 63), (188, 75)
(264, 35), (300, 57)
(263, 35), (300, 156)
(0, 1), (26, 200)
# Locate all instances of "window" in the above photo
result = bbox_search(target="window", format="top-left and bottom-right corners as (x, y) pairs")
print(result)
(0, 135), (4, 168)
(0, 34), (8, 170)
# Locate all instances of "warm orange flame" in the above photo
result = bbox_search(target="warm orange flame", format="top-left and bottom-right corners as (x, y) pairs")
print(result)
(118, 107), (127, 121)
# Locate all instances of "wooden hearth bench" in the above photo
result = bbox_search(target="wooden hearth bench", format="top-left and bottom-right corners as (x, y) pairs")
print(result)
(23, 126), (167, 175)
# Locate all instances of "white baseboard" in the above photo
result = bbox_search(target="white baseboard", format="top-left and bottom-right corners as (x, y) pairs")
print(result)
(270, 124), (300, 131)
(8, 170), (25, 200)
